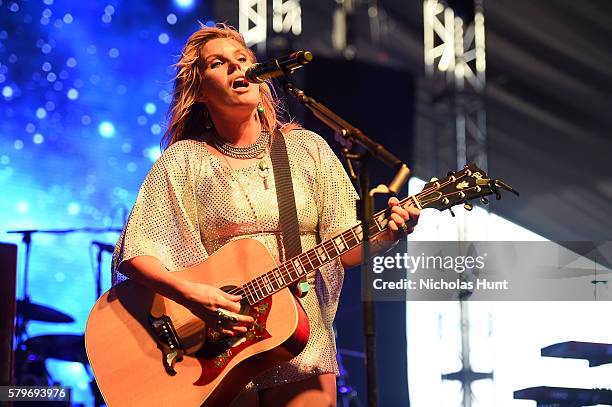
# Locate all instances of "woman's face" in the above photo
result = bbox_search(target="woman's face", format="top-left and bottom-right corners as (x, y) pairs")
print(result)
(198, 37), (260, 115)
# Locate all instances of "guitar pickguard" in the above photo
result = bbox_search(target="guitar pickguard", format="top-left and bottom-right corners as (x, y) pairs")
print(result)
(195, 296), (273, 385)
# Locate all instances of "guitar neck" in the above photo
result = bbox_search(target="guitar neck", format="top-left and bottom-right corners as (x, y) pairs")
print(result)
(242, 194), (421, 304)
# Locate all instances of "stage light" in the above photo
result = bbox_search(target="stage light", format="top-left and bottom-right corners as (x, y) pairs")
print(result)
(98, 121), (116, 138)
(166, 13), (177, 24)
(42, 62), (52, 72)
(68, 202), (81, 215)
(159, 89), (171, 103)
(63, 13), (73, 24)
(33, 133), (44, 144)
(174, 0), (194, 10)
(144, 102), (156, 115)
(67, 88), (79, 100)
(144, 146), (162, 162)
(137, 115), (147, 125)
(16, 200), (29, 214)
(150, 123), (161, 135)
(36, 108), (47, 119)
(14, 139), (24, 150)
(109, 48), (119, 58)
(158, 33), (169, 44)
(2, 85), (13, 98)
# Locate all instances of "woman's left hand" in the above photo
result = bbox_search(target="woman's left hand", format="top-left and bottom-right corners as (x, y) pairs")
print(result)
(385, 196), (420, 240)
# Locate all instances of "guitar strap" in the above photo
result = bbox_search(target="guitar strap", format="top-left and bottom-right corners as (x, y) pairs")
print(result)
(270, 128), (309, 297)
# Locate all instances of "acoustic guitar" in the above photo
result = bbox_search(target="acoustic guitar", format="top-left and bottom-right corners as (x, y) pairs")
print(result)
(85, 163), (516, 406)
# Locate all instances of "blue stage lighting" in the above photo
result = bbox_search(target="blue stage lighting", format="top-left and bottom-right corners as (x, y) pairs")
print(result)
(174, 0), (194, 10)
(145, 146), (162, 162)
(2, 85), (13, 98)
(166, 13), (178, 24)
(158, 33), (170, 45)
(98, 121), (116, 138)
(67, 88), (79, 100)
(144, 102), (156, 115)
(36, 108), (47, 119)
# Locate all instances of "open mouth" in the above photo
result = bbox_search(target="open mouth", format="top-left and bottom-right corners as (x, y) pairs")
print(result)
(232, 78), (249, 89)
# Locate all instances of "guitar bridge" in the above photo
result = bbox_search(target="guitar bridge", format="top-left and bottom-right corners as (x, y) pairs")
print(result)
(148, 314), (185, 376)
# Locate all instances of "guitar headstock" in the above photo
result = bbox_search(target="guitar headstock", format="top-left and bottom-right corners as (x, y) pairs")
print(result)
(416, 163), (519, 212)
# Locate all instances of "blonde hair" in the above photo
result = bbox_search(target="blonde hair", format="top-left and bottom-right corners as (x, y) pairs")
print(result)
(161, 23), (297, 149)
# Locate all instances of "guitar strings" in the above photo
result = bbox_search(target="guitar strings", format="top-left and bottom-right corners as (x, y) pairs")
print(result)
(220, 177), (464, 302)
(173, 173), (473, 329)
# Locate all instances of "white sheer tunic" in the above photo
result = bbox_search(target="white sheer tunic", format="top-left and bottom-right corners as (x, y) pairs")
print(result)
(112, 129), (358, 389)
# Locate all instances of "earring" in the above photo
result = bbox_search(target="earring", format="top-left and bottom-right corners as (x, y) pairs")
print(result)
(257, 103), (264, 114)
(203, 108), (213, 129)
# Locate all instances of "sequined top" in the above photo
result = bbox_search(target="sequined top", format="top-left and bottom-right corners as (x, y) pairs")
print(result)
(112, 129), (358, 390)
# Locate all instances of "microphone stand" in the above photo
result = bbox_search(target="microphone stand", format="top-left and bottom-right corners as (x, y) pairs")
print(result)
(281, 76), (411, 407)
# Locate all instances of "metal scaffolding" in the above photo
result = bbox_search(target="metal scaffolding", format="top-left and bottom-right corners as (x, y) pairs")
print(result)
(423, 2), (492, 406)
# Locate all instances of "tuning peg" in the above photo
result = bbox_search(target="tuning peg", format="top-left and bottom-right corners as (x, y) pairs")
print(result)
(463, 203), (473, 211)
(448, 208), (456, 217)
(480, 197), (489, 205)
(447, 171), (454, 176)
(430, 176), (438, 182)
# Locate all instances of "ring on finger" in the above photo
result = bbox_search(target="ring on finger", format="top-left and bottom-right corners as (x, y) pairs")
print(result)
(217, 308), (238, 324)
(399, 223), (409, 235)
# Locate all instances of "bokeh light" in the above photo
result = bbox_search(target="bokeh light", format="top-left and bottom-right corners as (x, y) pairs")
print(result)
(0, 0), (214, 404)
(98, 121), (116, 138)
(174, 0), (195, 10)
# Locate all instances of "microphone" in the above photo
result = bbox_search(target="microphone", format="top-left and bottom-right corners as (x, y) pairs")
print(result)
(92, 241), (115, 253)
(245, 51), (313, 84)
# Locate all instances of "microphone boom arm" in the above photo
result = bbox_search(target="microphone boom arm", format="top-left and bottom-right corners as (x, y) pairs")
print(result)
(283, 80), (411, 195)
(281, 73), (413, 407)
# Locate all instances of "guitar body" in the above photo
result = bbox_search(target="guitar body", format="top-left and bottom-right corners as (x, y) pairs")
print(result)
(85, 238), (310, 406)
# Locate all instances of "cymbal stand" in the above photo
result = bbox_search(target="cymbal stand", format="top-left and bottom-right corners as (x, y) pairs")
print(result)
(7, 230), (34, 344)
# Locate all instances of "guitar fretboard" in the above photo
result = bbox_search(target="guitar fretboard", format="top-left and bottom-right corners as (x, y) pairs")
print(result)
(242, 195), (421, 304)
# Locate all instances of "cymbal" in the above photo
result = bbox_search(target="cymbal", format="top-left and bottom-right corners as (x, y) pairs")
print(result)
(24, 334), (87, 364)
(17, 300), (75, 323)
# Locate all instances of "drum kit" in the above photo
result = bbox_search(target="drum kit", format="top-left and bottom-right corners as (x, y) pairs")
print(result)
(8, 227), (119, 406)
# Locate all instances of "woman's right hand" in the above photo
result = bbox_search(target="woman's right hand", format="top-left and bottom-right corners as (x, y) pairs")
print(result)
(181, 283), (255, 336)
